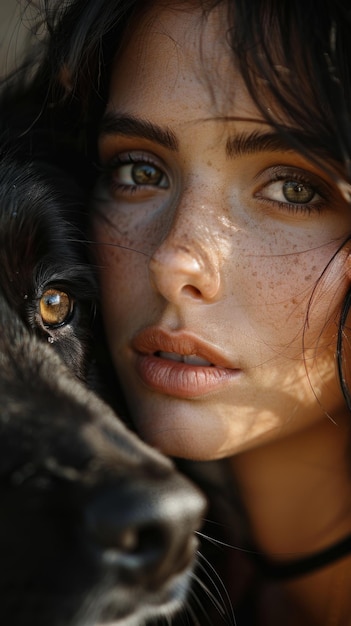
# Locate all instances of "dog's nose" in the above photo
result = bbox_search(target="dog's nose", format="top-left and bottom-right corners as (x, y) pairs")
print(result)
(84, 472), (205, 589)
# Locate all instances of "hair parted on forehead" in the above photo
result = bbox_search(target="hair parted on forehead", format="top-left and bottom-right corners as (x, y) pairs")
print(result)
(35, 0), (351, 172)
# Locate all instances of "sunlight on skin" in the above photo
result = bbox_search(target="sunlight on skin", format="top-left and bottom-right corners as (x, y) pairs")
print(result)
(92, 4), (351, 461)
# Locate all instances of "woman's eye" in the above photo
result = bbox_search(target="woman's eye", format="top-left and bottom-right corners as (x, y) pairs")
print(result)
(113, 160), (169, 189)
(264, 179), (317, 205)
(255, 168), (327, 214)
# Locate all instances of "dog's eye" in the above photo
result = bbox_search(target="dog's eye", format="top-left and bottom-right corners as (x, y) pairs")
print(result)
(40, 289), (74, 327)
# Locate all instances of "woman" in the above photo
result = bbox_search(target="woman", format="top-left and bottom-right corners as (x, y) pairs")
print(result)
(25, 0), (351, 623)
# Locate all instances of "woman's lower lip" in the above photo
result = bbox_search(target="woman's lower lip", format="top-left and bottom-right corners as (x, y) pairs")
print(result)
(135, 354), (240, 399)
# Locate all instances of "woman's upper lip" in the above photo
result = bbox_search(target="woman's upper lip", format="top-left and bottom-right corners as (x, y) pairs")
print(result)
(132, 326), (236, 369)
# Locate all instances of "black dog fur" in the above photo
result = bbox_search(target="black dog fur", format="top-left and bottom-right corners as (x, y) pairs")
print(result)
(0, 93), (205, 625)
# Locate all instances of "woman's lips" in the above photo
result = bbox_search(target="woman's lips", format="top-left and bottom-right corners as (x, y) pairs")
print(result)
(132, 327), (240, 399)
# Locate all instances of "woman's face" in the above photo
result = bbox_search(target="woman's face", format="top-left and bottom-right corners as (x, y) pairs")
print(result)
(93, 2), (351, 460)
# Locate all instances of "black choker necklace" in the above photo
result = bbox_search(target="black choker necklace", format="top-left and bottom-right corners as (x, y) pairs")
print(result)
(251, 532), (351, 580)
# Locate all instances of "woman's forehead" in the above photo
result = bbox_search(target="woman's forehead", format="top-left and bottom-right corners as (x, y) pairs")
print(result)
(108, 1), (262, 124)
(116, 1), (230, 71)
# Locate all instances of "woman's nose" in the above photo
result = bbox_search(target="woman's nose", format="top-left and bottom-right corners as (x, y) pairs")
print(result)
(148, 225), (222, 305)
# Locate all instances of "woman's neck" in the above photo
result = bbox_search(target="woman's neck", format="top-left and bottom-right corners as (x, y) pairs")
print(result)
(231, 415), (351, 556)
(230, 413), (351, 624)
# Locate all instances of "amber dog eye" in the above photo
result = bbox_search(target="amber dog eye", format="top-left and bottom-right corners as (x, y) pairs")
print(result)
(40, 289), (74, 327)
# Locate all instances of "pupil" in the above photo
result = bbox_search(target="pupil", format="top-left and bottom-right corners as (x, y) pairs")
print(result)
(283, 181), (314, 203)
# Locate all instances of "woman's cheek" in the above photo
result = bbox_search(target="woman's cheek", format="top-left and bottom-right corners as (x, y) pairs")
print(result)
(241, 246), (347, 360)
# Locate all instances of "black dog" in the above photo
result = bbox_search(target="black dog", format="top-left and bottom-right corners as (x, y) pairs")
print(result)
(0, 128), (206, 625)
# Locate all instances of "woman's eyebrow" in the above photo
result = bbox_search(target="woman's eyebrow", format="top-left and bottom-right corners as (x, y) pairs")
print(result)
(100, 114), (329, 163)
(99, 113), (179, 150)
(225, 129), (334, 162)
(226, 130), (295, 158)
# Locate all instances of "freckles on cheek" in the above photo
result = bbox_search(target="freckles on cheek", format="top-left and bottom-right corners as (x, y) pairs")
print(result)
(92, 208), (163, 260)
(92, 214), (140, 272)
(247, 254), (318, 338)
(90, 218), (130, 309)
(252, 245), (349, 358)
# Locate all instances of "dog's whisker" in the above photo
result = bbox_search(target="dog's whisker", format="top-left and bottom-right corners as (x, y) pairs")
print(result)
(185, 582), (215, 625)
(191, 570), (226, 617)
(196, 528), (264, 559)
(196, 528), (245, 552)
(194, 551), (237, 625)
(86, 238), (152, 257)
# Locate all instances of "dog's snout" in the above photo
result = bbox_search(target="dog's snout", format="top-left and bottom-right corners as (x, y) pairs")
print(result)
(85, 474), (205, 589)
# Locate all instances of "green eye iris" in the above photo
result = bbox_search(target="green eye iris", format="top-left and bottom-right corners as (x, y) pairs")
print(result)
(283, 181), (315, 204)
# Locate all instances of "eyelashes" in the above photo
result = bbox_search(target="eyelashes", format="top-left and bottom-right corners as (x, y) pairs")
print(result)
(254, 166), (332, 215)
(100, 153), (169, 196)
(98, 150), (335, 217)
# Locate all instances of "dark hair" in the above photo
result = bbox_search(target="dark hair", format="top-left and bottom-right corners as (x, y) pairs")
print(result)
(34, 1), (351, 164)
(26, 0), (141, 157)
(25, 0), (351, 408)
